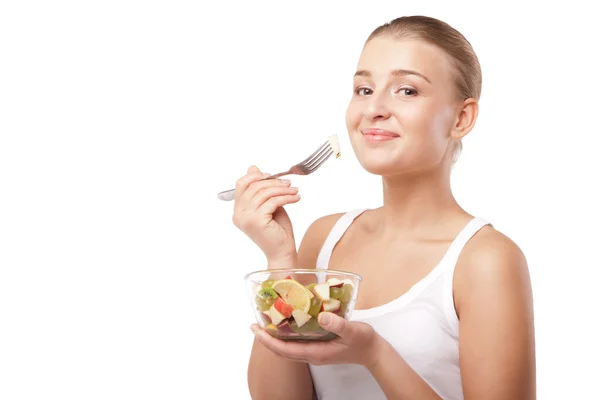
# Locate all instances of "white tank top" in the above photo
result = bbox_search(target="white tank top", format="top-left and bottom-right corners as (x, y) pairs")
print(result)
(309, 209), (491, 400)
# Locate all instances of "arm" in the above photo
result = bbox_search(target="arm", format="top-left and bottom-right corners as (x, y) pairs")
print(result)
(247, 254), (314, 400)
(454, 228), (536, 399)
(247, 214), (343, 400)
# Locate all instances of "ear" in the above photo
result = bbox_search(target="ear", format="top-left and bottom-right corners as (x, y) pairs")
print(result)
(450, 98), (478, 140)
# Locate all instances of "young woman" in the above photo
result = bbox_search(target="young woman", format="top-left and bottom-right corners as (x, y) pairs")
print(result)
(232, 15), (536, 400)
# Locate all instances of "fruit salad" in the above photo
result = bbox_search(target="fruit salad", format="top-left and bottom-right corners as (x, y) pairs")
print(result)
(254, 275), (355, 341)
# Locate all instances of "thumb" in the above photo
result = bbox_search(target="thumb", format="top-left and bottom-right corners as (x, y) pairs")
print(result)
(247, 165), (271, 177)
(247, 165), (261, 173)
(318, 312), (352, 337)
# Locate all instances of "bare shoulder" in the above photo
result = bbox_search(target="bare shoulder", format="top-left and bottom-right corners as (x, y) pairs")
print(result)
(454, 224), (536, 399)
(455, 225), (530, 305)
(296, 212), (346, 269)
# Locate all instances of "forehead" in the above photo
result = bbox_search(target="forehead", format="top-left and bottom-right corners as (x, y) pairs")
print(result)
(357, 37), (453, 82)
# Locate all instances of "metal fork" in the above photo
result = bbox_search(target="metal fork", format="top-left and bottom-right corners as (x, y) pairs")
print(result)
(216, 140), (335, 201)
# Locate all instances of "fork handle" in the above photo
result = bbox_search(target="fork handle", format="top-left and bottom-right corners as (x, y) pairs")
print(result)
(216, 171), (290, 201)
(216, 188), (237, 201)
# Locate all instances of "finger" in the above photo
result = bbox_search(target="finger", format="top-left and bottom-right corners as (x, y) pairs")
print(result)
(249, 185), (299, 210)
(318, 312), (353, 338)
(241, 178), (292, 205)
(235, 168), (268, 201)
(258, 193), (301, 215)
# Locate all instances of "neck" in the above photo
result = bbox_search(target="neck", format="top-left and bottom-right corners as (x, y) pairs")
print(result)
(376, 164), (461, 232)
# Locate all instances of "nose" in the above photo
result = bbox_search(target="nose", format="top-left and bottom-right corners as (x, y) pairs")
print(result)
(363, 91), (392, 121)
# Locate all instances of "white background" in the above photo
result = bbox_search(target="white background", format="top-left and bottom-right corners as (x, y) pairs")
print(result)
(1, 1), (599, 399)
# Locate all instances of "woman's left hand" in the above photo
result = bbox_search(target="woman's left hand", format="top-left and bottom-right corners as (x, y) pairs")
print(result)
(250, 312), (383, 367)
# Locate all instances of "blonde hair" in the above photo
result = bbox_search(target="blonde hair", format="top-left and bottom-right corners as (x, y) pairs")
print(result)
(367, 16), (482, 163)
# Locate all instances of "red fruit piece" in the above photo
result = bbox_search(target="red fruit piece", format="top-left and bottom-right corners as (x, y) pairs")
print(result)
(277, 321), (294, 334)
(274, 297), (294, 318)
(261, 311), (272, 325)
(285, 275), (293, 280)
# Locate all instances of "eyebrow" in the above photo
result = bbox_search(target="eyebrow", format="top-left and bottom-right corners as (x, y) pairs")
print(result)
(354, 69), (432, 84)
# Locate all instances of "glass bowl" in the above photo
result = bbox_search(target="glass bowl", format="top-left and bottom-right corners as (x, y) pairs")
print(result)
(244, 268), (362, 341)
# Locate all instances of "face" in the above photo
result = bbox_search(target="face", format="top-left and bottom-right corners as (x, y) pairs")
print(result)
(346, 36), (463, 176)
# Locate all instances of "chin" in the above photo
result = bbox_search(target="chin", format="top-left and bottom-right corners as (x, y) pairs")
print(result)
(356, 154), (406, 176)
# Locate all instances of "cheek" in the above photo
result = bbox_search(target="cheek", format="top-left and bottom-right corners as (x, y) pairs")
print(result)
(405, 103), (453, 146)
(397, 103), (454, 166)
(345, 102), (361, 128)
(430, 105), (456, 143)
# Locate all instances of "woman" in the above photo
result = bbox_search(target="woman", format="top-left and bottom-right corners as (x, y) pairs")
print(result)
(232, 15), (536, 400)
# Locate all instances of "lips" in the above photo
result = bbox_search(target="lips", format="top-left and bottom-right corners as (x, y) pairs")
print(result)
(360, 128), (400, 143)
(361, 128), (400, 138)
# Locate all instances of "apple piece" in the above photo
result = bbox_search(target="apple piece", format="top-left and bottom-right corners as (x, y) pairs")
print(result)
(328, 134), (341, 158)
(261, 311), (272, 325)
(277, 321), (295, 334)
(268, 305), (287, 325)
(342, 279), (354, 286)
(291, 309), (312, 328)
(311, 282), (330, 301)
(285, 275), (293, 280)
(273, 297), (294, 318)
(327, 278), (344, 288)
(322, 298), (341, 312)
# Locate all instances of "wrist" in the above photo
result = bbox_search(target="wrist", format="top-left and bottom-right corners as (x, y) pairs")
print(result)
(365, 333), (389, 372)
(267, 253), (298, 269)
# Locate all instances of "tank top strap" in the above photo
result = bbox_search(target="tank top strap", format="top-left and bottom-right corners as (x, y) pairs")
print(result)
(440, 217), (491, 270)
(441, 217), (492, 335)
(315, 208), (368, 270)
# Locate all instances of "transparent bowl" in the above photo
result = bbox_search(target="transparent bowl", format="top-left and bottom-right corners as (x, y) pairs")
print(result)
(244, 268), (362, 341)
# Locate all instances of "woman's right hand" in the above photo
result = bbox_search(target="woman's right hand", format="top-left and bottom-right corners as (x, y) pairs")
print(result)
(232, 165), (301, 267)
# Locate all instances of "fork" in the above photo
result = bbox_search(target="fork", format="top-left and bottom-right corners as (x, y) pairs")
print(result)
(216, 138), (338, 201)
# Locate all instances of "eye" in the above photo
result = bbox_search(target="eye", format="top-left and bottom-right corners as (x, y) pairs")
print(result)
(397, 87), (418, 96)
(355, 87), (373, 96)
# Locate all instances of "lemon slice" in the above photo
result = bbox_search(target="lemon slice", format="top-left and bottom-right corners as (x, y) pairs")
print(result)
(271, 279), (311, 313)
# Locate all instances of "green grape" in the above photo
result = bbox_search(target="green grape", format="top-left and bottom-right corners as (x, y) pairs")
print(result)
(256, 296), (266, 310)
(338, 302), (348, 316)
(290, 318), (321, 334)
(340, 284), (353, 303)
(261, 280), (275, 288)
(259, 299), (272, 312)
(330, 287), (342, 300)
(308, 297), (322, 318)
(264, 297), (276, 308)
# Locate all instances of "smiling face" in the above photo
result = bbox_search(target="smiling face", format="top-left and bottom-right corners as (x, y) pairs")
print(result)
(346, 36), (466, 176)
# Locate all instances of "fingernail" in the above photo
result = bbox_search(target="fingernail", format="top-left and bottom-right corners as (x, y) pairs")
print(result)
(250, 325), (258, 334)
(280, 179), (291, 185)
(319, 313), (331, 325)
(290, 186), (298, 192)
